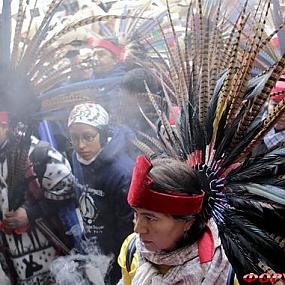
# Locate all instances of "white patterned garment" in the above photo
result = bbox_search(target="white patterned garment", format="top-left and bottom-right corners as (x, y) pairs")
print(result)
(0, 136), (75, 285)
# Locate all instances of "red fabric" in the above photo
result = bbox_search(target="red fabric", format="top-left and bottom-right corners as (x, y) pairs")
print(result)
(168, 106), (180, 125)
(0, 221), (29, 235)
(0, 112), (8, 124)
(271, 76), (285, 101)
(87, 37), (126, 62)
(198, 225), (214, 263)
(272, 37), (279, 48)
(270, 94), (285, 101)
(128, 155), (204, 215)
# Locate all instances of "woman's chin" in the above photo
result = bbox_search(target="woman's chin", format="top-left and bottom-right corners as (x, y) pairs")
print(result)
(142, 241), (158, 252)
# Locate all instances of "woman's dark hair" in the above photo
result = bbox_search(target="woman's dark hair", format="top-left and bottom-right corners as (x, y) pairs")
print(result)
(149, 157), (207, 247)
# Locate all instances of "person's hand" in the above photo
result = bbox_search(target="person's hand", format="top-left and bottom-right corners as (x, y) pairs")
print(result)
(3, 207), (29, 229)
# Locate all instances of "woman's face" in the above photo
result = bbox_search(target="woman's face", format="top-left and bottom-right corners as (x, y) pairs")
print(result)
(69, 123), (101, 161)
(134, 208), (193, 252)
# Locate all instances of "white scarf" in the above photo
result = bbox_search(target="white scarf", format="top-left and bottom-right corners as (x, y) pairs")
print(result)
(132, 222), (229, 285)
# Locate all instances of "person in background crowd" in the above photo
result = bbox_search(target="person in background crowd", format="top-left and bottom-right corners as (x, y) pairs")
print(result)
(86, 37), (128, 119)
(68, 102), (134, 285)
(118, 155), (229, 285)
(254, 76), (285, 153)
(263, 98), (285, 149)
(0, 111), (83, 284)
(89, 38), (126, 79)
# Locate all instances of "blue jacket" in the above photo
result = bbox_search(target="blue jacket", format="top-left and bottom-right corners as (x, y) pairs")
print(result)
(93, 63), (126, 119)
(72, 125), (134, 284)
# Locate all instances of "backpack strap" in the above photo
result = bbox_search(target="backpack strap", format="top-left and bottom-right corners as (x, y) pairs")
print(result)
(226, 266), (236, 285)
(126, 234), (137, 272)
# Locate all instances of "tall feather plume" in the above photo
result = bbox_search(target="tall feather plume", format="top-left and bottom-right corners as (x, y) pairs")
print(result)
(17, 0), (38, 63)
(197, 0), (210, 125)
(134, 0), (285, 281)
(209, 3), (250, 154)
(230, 53), (285, 154)
(1, 0), (12, 66)
(208, 0), (223, 99)
(238, 94), (285, 160)
(225, 0), (271, 129)
(20, 0), (64, 69)
(131, 138), (156, 158)
(10, 0), (25, 66)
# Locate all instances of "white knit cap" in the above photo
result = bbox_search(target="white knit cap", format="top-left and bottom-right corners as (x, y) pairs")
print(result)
(68, 103), (109, 128)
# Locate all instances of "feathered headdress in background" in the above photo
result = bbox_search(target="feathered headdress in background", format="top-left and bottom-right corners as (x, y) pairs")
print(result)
(1, 0), (166, 123)
(134, 0), (285, 282)
(85, 0), (180, 65)
(0, 0), (106, 123)
(0, 0), (155, 209)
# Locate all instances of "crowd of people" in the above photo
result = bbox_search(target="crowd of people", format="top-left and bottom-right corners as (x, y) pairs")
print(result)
(1, 0), (285, 285)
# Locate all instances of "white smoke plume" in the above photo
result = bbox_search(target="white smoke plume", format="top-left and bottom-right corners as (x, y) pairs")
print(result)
(50, 240), (113, 285)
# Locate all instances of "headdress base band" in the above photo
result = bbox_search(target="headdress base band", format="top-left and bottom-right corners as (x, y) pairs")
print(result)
(128, 156), (204, 215)
(87, 38), (125, 62)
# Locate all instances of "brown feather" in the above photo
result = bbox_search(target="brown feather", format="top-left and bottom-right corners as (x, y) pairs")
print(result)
(11, 0), (25, 66)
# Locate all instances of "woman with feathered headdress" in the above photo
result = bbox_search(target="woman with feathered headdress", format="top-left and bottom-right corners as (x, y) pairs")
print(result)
(118, 0), (285, 284)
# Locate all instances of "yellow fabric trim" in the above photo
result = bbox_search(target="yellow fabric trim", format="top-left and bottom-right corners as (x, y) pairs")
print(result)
(118, 233), (139, 285)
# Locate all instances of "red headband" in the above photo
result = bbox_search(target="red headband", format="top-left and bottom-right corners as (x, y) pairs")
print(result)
(128, 155), (204, 215)
(270, 77), (285, 101)
(0, 112), (8, 124)
(87, 37), (125, 62)
(270, 93), (285, 101)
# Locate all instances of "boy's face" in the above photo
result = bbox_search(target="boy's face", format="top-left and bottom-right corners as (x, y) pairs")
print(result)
(69, 123), (101, 161)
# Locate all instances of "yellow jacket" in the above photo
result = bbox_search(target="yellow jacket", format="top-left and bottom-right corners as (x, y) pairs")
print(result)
(118, 233), (138, 285)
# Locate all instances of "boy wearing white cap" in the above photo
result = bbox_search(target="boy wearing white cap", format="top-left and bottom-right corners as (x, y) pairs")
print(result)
(68, 103), (134, 285)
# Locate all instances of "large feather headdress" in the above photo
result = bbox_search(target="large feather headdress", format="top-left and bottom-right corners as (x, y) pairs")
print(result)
(0, 0), (141, 209)
(135, 0), (285, 281)
(1, 0), (162, 123)
(84, 0), (180, 64)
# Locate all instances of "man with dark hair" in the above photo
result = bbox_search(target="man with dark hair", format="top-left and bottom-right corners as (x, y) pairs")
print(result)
(86, 37), (128, 118)
(90, 39), (126, 78)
